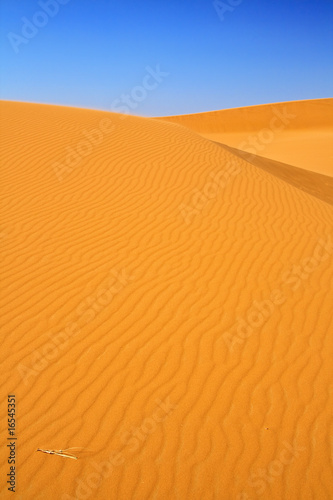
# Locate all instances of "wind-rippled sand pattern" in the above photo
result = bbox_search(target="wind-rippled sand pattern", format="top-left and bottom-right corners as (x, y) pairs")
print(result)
(0, 100), (332, 500)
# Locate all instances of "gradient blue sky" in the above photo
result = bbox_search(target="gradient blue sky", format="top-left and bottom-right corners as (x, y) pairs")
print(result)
(1, 0), (332, 116)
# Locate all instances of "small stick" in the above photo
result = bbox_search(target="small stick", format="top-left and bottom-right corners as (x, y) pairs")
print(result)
(36, 448), (80, 460)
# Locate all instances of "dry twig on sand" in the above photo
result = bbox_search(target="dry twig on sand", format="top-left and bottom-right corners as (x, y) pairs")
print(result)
(36, 447), (84, 460)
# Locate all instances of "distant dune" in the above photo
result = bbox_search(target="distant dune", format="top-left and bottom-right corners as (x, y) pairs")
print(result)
(159, 99), (333, 176)
(1, 100), (332, 500)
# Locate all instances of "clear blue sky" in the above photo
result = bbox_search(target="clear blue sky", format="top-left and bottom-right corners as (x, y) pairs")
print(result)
(0, 0), (332, 116)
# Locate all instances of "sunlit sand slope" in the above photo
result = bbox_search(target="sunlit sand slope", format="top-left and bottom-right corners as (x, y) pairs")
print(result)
(159, 99), (333, 176)
(0, 101), (333, 500)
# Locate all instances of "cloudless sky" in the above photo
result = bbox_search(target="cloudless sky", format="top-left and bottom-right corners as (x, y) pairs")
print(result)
(0, 0), (332, 116)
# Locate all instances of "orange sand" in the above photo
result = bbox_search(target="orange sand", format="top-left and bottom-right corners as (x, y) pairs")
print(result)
(159, 99), (333, 176)
(0, 100), (332, 500)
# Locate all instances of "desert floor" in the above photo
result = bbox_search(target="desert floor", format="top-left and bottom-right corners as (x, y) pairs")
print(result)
(0, 99), (332, 500)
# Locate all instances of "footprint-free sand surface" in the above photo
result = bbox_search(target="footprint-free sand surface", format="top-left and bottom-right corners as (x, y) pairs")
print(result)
(160, 99), (333, 176)
(0, 100), (332, 500)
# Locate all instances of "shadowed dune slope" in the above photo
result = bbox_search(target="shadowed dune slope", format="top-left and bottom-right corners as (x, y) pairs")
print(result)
(158, 99), (333, 176)
(216, 143), (333, 206)
(0, 101), (333, 500)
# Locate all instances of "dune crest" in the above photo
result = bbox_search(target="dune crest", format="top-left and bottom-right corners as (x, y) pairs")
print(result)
(159, 99), (333, 176)
(217, 142), (333, 206)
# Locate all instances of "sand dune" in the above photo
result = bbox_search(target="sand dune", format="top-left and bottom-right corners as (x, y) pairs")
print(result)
(217, 143), (333, 206)
(1, 100), (332, 500)
(159, 99), (333, 176)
